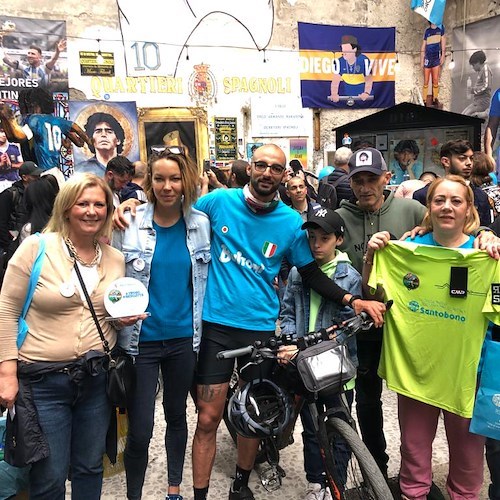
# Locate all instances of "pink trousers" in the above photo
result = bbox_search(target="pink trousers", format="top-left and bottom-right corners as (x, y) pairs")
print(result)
(398, 394), (485, 500)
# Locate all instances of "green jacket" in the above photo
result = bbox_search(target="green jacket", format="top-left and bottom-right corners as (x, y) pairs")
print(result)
(336, 189), (426, 273)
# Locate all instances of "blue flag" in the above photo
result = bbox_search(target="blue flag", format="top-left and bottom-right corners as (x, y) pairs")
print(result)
(411, 0), (447, 26)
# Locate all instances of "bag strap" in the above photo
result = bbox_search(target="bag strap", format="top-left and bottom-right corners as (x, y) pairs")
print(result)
(65, 243), (111, 357)
(328, 171), (348, 188)
(17, 233), (46, 349)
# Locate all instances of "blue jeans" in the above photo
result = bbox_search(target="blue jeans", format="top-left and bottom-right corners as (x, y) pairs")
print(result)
(124, 338), (196, 500)
(300, 390), (354, 485)
(29, 370), (111, 500)
(354, 339), (389, 477)
(487, 438), (500, 500)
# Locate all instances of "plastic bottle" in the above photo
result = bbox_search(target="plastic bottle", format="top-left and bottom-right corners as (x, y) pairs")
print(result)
(466, 76), (472, 99)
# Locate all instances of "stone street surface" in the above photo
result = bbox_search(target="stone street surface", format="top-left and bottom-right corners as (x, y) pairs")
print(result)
(94, 388), (491, 499)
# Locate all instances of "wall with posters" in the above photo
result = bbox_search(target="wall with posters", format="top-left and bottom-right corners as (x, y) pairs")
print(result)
(1, 1), (499, 173)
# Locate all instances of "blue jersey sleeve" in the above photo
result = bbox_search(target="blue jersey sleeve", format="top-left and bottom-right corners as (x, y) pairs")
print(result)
(490, 89), (500, 117)
(285, 224), (314, 269)
(194, 190), (221, 218)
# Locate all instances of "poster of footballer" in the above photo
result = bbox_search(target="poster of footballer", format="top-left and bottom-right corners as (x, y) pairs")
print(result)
(0, 16), (68, 103)
(298, 22), (396, 109)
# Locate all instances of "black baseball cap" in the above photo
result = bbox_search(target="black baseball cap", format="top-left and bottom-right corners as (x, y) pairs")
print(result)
(302, 207), (345, 236)
(348, 148), (388, 178)
(19, 161), (43, 176)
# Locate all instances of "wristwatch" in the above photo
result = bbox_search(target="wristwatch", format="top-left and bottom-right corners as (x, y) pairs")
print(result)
(347, 295), (362, 307)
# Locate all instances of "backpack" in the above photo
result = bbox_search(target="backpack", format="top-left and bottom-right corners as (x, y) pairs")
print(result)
(316, 171), (348, 210)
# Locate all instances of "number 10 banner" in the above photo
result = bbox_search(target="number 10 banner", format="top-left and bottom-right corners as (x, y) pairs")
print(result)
(298, 22), (396, 109)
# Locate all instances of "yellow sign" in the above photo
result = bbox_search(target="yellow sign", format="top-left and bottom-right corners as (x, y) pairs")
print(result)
(223, 77), (291, 94)
(79, 51), (115, 76)
(90, 76), (183, 98)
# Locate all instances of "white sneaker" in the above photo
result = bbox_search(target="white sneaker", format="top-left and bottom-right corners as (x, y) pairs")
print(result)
(304, 482), (326, 500)
(322, 487), (333, 500)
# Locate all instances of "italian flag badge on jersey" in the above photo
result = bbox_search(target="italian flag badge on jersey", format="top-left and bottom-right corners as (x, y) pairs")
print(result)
(262, 241), (277, 258)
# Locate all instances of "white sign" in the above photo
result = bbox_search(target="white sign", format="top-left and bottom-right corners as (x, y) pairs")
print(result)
(251, 95), (312, 138)
(104, 277), (149, 318)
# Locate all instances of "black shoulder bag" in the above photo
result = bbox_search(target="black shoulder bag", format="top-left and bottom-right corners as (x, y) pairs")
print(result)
(69, 249), (136, 409)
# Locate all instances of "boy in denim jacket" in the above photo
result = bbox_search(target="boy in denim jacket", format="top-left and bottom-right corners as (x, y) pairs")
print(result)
(279, 207), (361, 500)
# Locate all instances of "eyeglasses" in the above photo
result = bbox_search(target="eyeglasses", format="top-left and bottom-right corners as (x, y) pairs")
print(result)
(252, 161), (285, 175)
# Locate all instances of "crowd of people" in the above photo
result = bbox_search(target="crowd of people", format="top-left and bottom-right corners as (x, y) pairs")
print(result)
(0, 137), (499, 500)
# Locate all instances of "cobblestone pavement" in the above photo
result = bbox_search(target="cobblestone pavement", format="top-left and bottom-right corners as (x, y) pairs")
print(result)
(95, 388), (490, 500)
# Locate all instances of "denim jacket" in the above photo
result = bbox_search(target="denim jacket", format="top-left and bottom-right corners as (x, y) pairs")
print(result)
(112, 203), (211, 355)
(279, 258), (361, 365)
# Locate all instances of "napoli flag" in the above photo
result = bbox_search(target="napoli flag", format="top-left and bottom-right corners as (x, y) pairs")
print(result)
(411, 0), (447, 26)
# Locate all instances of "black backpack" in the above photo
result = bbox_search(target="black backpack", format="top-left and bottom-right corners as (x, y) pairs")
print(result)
(316, 172), (348, 210)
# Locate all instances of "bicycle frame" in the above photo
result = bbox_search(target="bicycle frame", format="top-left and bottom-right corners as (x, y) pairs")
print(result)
(218, 311), (378, 494)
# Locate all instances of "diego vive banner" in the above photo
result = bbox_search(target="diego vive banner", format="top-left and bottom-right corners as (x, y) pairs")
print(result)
(298, 22), (396, 109)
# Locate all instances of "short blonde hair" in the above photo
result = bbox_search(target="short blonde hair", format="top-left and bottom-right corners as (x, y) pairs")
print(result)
(143, 150), (199, 212)
(422, 175), (480, 234)
(44, 173), (114, 240)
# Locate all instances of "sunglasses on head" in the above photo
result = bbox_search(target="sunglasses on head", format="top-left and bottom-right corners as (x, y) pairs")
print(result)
(150, 145), (185, 156)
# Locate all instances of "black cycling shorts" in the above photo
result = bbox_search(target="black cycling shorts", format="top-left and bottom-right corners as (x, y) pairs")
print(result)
(196, 321), (275, 385)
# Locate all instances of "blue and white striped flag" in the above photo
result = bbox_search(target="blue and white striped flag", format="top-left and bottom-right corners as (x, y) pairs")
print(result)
(411, 0), (447, 26)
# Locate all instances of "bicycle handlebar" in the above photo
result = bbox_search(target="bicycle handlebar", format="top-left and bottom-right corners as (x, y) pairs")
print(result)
(215, 303), (392, 362)
(217, 345), (254, 360)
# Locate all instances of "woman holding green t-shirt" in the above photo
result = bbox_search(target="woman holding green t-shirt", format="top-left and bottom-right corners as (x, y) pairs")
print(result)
(363, 175), (487, 500)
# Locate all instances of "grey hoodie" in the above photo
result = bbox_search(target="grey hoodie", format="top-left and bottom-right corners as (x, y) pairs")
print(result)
(336, 189), (426, 273)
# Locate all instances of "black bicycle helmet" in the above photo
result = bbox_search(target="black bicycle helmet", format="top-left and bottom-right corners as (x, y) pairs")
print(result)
(227, 378), (293, 438)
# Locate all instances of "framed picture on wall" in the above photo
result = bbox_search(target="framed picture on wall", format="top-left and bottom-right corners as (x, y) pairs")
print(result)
(137, 107), (209, 171)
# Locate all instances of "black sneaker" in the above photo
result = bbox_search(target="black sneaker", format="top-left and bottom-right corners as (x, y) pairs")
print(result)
(228, 485), (255, 500)
(427, 481), (446, 500)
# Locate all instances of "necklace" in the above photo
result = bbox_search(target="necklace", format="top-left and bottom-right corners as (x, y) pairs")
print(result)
(65, 237), (100, 267)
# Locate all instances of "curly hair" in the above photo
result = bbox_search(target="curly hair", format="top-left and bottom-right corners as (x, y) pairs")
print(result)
(394, 140), (419, 159)
(84, 112), (125, 154)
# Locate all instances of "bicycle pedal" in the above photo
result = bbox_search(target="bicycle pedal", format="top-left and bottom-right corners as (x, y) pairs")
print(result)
(258, 465), (283, 492)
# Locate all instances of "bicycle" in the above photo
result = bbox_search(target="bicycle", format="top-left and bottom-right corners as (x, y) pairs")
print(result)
(218, 311), (393, 500)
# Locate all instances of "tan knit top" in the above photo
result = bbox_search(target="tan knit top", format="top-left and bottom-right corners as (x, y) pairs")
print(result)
(0, 232), (125, 363)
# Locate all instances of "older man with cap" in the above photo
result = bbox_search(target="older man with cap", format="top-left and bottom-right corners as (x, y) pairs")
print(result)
(335, 147), (426, 478)
(0, 161), (42, 282)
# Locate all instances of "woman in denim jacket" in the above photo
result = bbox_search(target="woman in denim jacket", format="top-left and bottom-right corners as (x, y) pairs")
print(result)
(112, 148), (210, 500)
(279, 208), (361, 500)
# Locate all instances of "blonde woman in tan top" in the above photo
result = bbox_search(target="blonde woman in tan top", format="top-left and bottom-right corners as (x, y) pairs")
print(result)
(0, 173), (142, 500)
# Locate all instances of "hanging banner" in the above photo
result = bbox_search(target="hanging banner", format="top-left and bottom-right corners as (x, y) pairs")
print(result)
(0, 16), (67, 103)
(298, 22), (396, 109)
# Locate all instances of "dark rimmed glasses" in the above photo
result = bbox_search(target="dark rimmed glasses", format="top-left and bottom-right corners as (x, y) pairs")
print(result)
(252, 161), (285, 175)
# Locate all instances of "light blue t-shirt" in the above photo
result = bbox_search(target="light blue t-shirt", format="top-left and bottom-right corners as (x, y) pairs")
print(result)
(139, 218), (193, 342)
(195, 189), (313, 330)
(406, 232), (474, 249)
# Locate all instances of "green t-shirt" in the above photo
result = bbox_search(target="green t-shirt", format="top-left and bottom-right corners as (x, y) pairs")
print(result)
(368, 241), (500, 417)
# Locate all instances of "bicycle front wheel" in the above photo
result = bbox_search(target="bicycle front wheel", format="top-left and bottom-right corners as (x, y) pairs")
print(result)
(325, 417), (392, 500)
